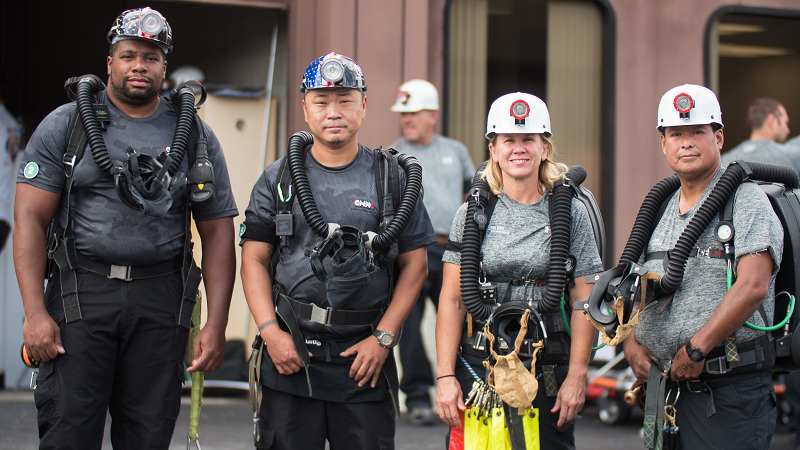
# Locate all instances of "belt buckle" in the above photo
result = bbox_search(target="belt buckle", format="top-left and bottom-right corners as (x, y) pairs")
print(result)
(705, 356), (728, 375)
(684, 380), (706, 393)
(109, 265), (132, 281)
(309, 303), (331, 326)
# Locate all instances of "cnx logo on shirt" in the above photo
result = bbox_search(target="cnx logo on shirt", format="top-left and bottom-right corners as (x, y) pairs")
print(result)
(353, 199), (376, 210)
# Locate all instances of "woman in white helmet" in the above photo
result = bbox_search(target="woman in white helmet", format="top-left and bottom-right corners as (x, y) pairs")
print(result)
(434, 93), (602, 448)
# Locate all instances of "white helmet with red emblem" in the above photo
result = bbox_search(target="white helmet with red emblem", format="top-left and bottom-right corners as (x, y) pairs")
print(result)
(485, 92), (551, 139)
(657, 84), (723, 130)
(390, 79), (439, 113)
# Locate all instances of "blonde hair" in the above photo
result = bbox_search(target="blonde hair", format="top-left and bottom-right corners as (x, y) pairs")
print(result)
(481, 134), (568, 196)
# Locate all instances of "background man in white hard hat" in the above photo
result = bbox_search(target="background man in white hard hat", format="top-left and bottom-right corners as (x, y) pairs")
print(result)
(623, 84), (781, 449)
(389, 79), (474, 425)
(721, 97), (795, 171)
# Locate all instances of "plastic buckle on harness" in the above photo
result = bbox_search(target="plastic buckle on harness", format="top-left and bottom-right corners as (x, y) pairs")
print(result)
(705, 356), (730, 375)
(309, 303), (333, 326)
(108, 265), (133, 281)
(62, 154), (77, 177)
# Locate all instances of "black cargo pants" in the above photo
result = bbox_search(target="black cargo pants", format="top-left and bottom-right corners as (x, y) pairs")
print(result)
(35, 269), (188, 450)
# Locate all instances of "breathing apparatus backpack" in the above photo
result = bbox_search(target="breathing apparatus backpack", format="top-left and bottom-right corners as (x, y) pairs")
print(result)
(458, 162), (605, 370)
(44, 74), (213, 330)
(582, 160), (800, 373)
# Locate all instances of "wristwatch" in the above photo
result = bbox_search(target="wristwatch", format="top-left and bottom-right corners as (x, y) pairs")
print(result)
(373, 330), (397, 349)
(685, 341), (706, 362)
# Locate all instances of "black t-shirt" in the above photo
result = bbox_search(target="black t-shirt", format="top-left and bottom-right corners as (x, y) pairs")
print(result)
(241, 144), (436, 337)
(17, 91), (238, 266)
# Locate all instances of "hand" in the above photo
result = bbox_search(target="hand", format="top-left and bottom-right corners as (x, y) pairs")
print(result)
(340, 335), (390, 388)
(623, 335), (657, 381)
(262, 326), (306, 375)
(187, 325), (226, 372)
(23, 312), (65, 363)
(435, 376), (465, 427)
(552, 371), (586, 427)
(669, 345), (703, 381)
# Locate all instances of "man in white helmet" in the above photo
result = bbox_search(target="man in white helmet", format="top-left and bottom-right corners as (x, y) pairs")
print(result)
(721, 98), (795, 171)
(623, 84), (781, 449)
(389, 79), (474, 425)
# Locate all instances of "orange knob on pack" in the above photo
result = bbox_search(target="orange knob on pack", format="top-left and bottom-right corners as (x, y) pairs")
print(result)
(21, 344), (39, 368)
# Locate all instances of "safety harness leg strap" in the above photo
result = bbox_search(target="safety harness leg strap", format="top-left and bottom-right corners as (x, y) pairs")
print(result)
(643, 362), (666, 450)
(53, 238), (82, 323)
(275, 292), (314, 396)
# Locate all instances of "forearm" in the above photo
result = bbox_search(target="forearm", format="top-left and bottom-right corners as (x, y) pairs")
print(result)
(435, 262), (466, 377)
(376, 247), (427, 334)
(567, 310), (593, 376)
(197, 218), (235, 331)
(14, 222), (49, 317)
(691, 253), (772, 354)
(240, 242), (278, 335)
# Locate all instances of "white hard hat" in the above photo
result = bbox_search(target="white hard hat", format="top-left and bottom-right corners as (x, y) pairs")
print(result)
(391, 79), (439, 112)
(657, 84), (723, 130)
(486, 92), (551, 139)
(170, 66), (205, 88)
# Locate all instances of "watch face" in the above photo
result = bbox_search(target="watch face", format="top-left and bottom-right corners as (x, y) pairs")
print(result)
(379, 334), (393, 346)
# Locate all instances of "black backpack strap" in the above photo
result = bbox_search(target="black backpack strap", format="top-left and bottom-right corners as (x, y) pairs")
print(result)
(272, 157), (294, 275)
(375, 147), (400, 265)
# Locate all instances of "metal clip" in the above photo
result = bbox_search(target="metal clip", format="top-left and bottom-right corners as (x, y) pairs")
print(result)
(29, 370), (38, 390)
(186, 434), (202, 450)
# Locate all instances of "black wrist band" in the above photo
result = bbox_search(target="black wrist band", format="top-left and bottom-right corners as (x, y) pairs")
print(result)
(436, 374), (456, 380)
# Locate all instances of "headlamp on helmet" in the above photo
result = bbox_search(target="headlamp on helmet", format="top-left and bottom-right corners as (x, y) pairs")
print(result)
(673, 93), (694, 119)
(301, 53), (367, 93)
(510, 99), (530, 125)
(108, 7), (173, 54)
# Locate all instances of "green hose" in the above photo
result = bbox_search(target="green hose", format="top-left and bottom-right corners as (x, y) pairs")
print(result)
(188, 295), (203, 448)
(728, 267), (794, 332)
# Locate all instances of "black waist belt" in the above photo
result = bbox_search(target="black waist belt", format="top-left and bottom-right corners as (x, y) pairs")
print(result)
(486, 276), (548, 287)
(76, 252), (183, 281)
(700, 334), (772, 378)
(278, 294), (382, 327)
(646, 246), (725, 262)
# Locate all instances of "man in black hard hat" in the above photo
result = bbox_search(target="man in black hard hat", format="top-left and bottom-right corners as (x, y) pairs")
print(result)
(14, 7), (237, 449)
(240, 52), (435, 449)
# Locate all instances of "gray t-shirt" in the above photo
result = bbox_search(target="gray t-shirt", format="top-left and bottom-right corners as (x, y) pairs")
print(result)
(783, 136), (800, 174)
(721, 139), (795, 171)
(443, 192), (603, 321)
(17, 91), (238, 266)
(241, 144), (436, 336)
(635, 167), (783, 361)
(390, 135), (474, 236)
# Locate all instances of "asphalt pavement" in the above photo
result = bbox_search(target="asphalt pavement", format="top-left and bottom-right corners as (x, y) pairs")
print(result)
(1, 389), (796, 449)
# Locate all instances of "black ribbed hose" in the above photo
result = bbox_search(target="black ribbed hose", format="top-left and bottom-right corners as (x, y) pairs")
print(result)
(167, 85), (195, 176)
(285, 131), (424, 252)
(660, 162), (800, 293)
(541, 165), (587, 313)
(369, 152), (422, 251)
(460, 178), (494, 322)
(76, 78), (113, 174)
(287, 132), (328, 237)
(618, 175), (681, 264)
